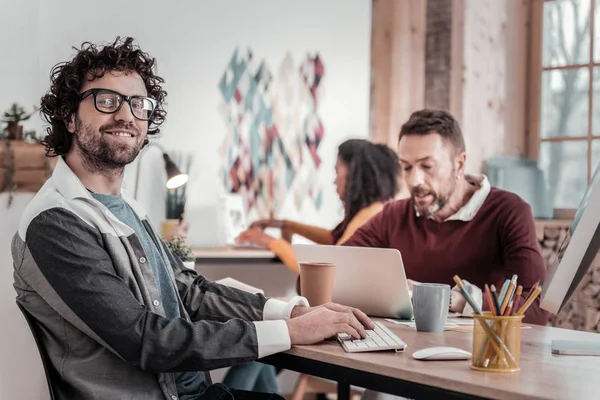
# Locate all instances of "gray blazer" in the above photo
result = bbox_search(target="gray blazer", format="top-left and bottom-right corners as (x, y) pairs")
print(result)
(12, 157), (267, 400)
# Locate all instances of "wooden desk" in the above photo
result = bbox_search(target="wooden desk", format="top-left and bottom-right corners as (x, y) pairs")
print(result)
(261, 319), (600, 400)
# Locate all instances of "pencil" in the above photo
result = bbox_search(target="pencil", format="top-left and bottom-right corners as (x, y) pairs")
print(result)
(490, 285), (501, 313)
(506, 275), (519, 304)
(516, 286), (542, 316)
(524, 281), (540, 304)
(453, 275), (482, 314)
(454, 275), (518, 367)
(499, 280), (516, 315)
(498, 279), (511, 303)
(454, 275), (518, 366)
(484, 284), (497, 315)
(510, 286), (523, 316)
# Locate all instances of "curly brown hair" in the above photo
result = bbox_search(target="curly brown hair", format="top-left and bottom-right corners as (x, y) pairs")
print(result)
(330, 139), (400, 243)
(39, 36), (167, 157)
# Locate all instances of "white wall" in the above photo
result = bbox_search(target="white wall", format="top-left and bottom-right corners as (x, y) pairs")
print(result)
(0, 0), (43, 134)
(0, 194), (47, 399)
(36, 0), (372, 230)
(0, 3), (47, 398)
(0, 0), (371, 397)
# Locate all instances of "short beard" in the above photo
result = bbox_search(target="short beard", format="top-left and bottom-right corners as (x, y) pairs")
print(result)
(414, 195), (450, 219)
(73, 116), (142, 178)
(413, 173), (456, 219)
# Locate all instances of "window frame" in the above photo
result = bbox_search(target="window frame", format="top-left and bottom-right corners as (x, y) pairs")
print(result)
(527, 0), (598, 220)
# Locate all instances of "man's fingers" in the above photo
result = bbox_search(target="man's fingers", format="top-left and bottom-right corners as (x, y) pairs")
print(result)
(322, 302), (348, 313)
(325, 303), (374, 330)
(335, 323), (362, 340)
(334, 313), (366, 339)
(351, 308), (374, 330)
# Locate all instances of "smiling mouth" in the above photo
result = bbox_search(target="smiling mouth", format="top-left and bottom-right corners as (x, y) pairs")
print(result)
(105, 131), (135, 138)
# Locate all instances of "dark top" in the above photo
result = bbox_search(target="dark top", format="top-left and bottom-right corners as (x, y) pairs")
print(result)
(344, 188), (550, 325)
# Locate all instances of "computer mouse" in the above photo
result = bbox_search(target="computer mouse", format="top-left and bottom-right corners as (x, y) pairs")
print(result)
(412, 346), (472, 361)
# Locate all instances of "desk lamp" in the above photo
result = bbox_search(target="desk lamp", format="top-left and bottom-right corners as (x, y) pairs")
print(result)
(164, 153), (189, 189)
(133, 146), (189, 200)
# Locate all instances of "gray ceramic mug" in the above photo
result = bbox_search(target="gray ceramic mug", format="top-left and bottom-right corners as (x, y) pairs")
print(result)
(412, 283), (451, 332)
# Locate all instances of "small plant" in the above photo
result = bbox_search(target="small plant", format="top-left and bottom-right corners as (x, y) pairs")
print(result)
(1, 103), (37, 140)
(164, 235), (195, 262)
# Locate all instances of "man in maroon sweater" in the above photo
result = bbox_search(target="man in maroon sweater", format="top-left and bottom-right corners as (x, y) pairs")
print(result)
(344, 109), (549, 325)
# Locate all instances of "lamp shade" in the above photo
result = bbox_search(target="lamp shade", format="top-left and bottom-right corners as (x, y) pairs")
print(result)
(163, 153), (189, 189)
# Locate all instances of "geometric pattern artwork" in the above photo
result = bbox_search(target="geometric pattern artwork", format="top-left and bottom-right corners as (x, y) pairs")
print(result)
(218, 47), (325, 218)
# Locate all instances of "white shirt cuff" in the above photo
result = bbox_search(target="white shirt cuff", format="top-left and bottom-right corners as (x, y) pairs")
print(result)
(452, 279), (482, 317)
(253, 320), (291, 358)
(263, 296), (310, 320)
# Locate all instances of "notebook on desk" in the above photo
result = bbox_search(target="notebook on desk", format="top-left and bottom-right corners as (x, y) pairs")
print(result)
(215, 277), (264, 295)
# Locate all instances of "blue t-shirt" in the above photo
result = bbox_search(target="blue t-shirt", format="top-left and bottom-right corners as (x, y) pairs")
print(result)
(92, 193), (203, 398)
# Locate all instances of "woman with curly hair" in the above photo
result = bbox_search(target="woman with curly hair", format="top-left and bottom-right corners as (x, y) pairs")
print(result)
(236, 138), (401, 273)
(222, 139), (401, 394)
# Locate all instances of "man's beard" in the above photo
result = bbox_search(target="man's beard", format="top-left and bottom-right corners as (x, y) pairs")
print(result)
(74, 116), (144, 176)
(412, 178), (456, 219)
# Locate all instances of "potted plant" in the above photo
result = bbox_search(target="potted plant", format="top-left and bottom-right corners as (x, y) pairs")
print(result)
(0, 103), (56, 207)
(164, 235), (195, 269)
(2, 103), (36, 140)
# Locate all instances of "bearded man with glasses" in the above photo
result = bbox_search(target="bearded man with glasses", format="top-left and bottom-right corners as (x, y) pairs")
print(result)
(11, 37), (373, 400)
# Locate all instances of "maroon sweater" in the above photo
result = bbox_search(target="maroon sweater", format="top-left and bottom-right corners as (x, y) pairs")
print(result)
(343, 188), (549, 325)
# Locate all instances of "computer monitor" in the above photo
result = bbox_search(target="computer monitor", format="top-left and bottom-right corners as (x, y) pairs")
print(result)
(540, 162), (600, 315)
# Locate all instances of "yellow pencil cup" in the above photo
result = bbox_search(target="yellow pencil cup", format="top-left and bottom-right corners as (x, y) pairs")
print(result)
(471, 312), (524, 373)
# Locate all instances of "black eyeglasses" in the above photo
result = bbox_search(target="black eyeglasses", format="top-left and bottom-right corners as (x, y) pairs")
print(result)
(79, 88), (157, 121)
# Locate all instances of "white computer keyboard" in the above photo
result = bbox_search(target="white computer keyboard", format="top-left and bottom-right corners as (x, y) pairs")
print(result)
(337, 321), (407, 353)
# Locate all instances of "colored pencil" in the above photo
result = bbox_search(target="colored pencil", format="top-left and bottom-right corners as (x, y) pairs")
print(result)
(453, 275), (517, 366)
(505, 285), (522, 316)
(484, 284), (497, 315)
(499, 279), (516, 315)
(516, 286), (542, 316)
(498, 279), (511, 304)
(510, 286), (523, 316)
(490, 285), (501, 313)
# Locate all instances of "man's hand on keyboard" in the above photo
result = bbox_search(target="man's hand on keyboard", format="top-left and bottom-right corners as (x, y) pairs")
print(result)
(291, 302), (374, 328)
(286, 304), (373, 345)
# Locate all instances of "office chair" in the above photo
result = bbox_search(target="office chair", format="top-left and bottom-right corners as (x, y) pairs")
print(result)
(16, 301), (58, 400)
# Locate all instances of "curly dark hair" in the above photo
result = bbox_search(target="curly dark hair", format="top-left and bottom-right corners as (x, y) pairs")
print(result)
(399, 109), (465, 153)
(331, 139), (400, 243)
(39, 36), (167, 157)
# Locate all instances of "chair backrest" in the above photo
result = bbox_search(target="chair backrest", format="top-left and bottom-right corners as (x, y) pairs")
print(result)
(16, 301), (58, 400)
(15, 300), (214, 395)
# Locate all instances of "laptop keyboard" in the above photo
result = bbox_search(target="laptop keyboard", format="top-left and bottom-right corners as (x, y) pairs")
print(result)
(337, 321), (407, 353)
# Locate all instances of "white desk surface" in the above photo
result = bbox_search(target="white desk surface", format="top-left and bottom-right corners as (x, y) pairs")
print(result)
(192, 247), (276, 259)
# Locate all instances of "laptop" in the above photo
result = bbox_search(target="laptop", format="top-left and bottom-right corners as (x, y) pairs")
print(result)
(293, 244), (414, 320)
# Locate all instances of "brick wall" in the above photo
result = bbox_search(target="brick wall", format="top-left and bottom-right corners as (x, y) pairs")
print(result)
(424, 0), (452, 110)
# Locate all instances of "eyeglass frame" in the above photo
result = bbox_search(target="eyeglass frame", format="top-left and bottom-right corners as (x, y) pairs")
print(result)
(79, 88), (157, 121)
